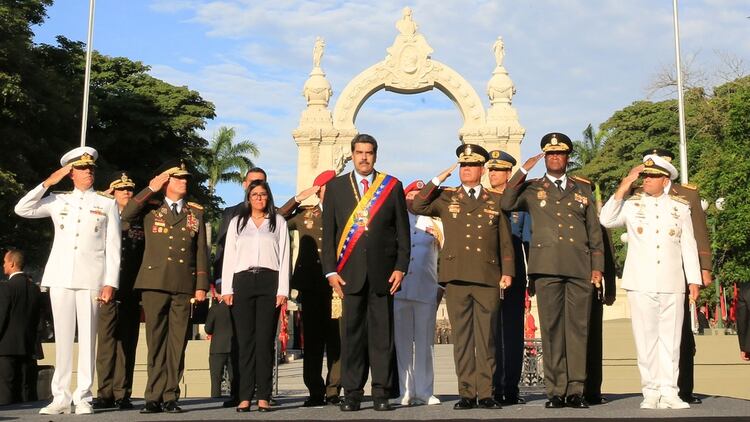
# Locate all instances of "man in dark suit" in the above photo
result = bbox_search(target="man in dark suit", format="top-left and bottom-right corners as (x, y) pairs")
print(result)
(501, 133), (605, 409)
(211, 167), (317, 407)
(738, 283), (750, 361)
(322, 134), (410, 412)
(0, 249), (41, 405)
(93, 171), (145, 411)
(412, 144), (515, 410)
(204, 297), (235, 398)
(121, 160), (209, 414)
(287, 170), (341, 407)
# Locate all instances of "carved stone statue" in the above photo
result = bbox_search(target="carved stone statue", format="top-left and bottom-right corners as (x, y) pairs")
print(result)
(313, 36), (325, 69)
(493, 36), (505, 67)
(396, 7), (418, 36)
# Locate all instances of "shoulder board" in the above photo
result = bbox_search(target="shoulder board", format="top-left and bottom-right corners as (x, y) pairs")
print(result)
(626, 193), (642, 201)
(530, 177), (545, 184)
(681, 183), (698, 191)
(570, 175), (591, 185)
(670, 194), (690, 205)
(443, 187), (457, 192)
(51, 190), (70, 195)
(299, 204), (317, 210)
(97, 191), (114, 199)
(485, 187), (501, 194)
(186, 201), (204, 210)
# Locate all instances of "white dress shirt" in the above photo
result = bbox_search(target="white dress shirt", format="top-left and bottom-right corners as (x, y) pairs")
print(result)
(164, 197), (184, 214)
(354, 171), (375, 196)
(221, 213), (290, 297)
(14, 183), (121, 289)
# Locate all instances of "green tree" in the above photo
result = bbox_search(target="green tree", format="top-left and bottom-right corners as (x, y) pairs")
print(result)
(197, 126), (259, 246)
(569, 123), (607, 208)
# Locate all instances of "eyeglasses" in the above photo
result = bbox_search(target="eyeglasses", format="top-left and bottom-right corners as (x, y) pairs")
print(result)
(250, 192), (268, 199)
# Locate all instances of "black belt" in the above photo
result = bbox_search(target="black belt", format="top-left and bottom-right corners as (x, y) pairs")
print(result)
(243, 267), (273, 274)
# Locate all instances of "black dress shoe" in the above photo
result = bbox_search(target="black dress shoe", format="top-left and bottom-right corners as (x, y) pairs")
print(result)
(235, 406), (251, 412)
(453, 397), (476, 410)
(163, 400), (182, 413)
(115, 398), (134, 410)
(373, 400), (393, 411)
(326, 395), (341, 405)
(140, 401), (163, 414)
(585, 395), (608, 405)
(680, 394), (702, 404)
(340, 398), (361, 411)
(566, 395), (589, 409)
(92, 397), (116, 409)
(222, 399), (239, 408)
(502, 395), (526, 405)
(544, 395), (565, 408)
(268, 398), (278, 406)
(303, 397), (326, 407)
(478, 398), (502, 409)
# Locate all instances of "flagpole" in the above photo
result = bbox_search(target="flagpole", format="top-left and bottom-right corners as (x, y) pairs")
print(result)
(80, 0), (96, 147)
(672, 0), (688, 183)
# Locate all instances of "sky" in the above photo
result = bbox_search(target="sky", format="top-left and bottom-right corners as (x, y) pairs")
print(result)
(31, 0), (750, 206)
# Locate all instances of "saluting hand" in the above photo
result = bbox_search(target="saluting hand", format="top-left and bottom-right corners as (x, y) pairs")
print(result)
(148, 171), (171, 192)
(43, 164), (72, 188)
(437, 163), (458, 184)
(614, 164), (644, 200)
(521, 153), (544, 172)
(388, 270), (405, 295)
(328, 274), (346, 298)
(295, 185), (320, 203)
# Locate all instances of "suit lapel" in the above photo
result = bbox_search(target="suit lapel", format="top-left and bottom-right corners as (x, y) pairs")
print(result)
(560, 178), (576, 200)
(460, 187), (482, 213)
(165, 201), (187, 226)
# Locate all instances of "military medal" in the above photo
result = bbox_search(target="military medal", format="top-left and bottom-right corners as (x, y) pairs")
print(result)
(637, 226), (643, 234)
(356, 209), (369, 228)
(186, 211), (199, 233)
(540, 200), (546, 207)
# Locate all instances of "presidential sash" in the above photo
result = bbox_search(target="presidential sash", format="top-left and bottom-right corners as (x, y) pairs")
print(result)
(335, 173), (398, 273)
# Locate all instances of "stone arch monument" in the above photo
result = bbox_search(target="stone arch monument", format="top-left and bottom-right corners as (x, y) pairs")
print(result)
(292, 7), (525, 192)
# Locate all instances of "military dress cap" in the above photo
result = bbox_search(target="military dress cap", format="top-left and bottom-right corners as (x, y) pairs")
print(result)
(486, 150), (517, 170)
(642, 148), (675, 162)
(540, 132), (573, 154)
(641, 154), (678, 180)
(156, 159), (191, 177)
(313, 170), (336, 187)
(108, 170), (136, 190)
(455, 143), (490, 164)
(60, 146), (98, 167)
(403, 180), (425, 195)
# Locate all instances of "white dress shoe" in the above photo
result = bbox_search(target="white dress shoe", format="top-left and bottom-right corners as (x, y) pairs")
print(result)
(39, 401), (72, 415)
(426, 395), (441, 405)
(658, 396), (690, 409)
(639, 395), (659, 409)
(396, 395), (411, 406)
(75, 400), (95, 415)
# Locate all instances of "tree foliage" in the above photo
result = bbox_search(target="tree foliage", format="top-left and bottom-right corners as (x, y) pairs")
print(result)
(1, 0), (217, 270)
(198, 126), (259, 196)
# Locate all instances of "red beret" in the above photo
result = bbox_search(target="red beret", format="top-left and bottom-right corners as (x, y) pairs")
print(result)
(313, 170), (336, 187)
(404, 180), (425, 195)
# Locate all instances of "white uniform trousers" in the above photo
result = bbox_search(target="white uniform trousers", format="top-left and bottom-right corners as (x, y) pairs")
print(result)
(49, 287), (99, 405)
(627, 291), (684, 399)
(394, 298), (437, 402)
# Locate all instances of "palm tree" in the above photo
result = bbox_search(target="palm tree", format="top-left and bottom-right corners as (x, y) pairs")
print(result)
(569, 123), (606, 209)
(198, 126), (259, 246)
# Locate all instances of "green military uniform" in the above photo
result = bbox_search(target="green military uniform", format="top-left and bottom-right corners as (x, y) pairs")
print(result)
(412, 144), (515, 406)
(500, 133), (604, 404)
(287, 204), (342, 403)
(95, 172), (145, 409)
(121, 170), (209, 407)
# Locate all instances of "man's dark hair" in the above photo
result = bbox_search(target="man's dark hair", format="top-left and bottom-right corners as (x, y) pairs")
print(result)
(351, 134), (378, 154)
(245, 167), (267, 180)
(4, 249), (24, 270)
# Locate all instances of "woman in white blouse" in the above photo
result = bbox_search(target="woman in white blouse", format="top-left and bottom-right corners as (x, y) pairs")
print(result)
(221, 180), (290, 412)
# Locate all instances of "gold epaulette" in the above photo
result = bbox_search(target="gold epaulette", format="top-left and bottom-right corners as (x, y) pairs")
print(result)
(626, 193), (642, 201)
(443, 187), (457, 192)
(571, 175), (592, 185)
(670, 194), (690, 205)
(681, 183), (698, 191)
(97, 191), (114, 199)
(52, 191), (70, 195)
(299, 204), (317, 210)
(186, 201), (204, 210)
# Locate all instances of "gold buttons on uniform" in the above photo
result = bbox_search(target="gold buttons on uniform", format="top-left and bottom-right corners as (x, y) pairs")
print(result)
(569, 225), (574, 229)
(168, 257), (172, 261)
(569, 238), (574, 242)
(181, 248), (186, 252)
(169, 246), (172, 250)
(559, 236), (563, 240)
(466, 234), (471, 238)
(476, 248), (481, 252)
(182, 227), (186, 231)
(179, 259), (184, 263)
(465, 246), (470, 250)
(558, 224), (563, 228)
(169, 236), (174, 239)
(556, 212), (561, 216)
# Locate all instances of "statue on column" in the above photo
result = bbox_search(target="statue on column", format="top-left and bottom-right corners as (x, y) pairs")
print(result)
(493, 36), (505, 68)
(313, 36), (325, 69)
(396, 7), (418, 36)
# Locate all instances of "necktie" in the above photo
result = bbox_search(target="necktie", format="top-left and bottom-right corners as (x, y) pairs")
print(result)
(171, 203), (179, 216)
(361, 179), (369, 195)
(555, 180), (564, 192)
(468, 187), (476, 199)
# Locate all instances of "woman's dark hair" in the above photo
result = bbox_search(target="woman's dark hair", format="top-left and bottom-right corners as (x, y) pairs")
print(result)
(237, 180), (277, 233)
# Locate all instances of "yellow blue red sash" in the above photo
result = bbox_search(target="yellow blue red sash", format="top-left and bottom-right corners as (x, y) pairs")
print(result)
(336, 173), (398, 272)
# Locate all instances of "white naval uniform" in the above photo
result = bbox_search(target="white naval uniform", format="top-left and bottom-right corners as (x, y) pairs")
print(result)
(15, 183), (120, 406)
(600, 192), (701, 400)
(394, 213), (441, 404)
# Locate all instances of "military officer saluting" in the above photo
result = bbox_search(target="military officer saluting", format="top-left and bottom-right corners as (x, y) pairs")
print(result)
(500, 133), (604, 409)
(93, 171), (145, 410)
(15, 146), (121, 415)
(412, 144), (515, 410)
(121, 160), (209, 414)
(286, 170), (342, 407)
